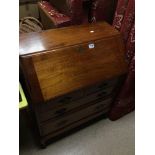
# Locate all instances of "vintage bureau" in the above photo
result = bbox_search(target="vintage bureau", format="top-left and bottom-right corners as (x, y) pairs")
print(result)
(19, 22), (128, 147)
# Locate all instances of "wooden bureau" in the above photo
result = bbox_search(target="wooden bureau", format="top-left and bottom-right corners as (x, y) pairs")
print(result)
(19, 22), (128, 147)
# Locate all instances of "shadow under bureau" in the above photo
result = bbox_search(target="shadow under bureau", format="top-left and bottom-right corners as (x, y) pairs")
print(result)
(19, 22), (128, 147)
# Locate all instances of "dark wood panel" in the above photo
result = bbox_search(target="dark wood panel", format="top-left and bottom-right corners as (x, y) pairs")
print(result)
(36, 77), (118, 112)
(40, 98), (112, 136)
(38, 88), (114, 122)
(20, 56), (44, 104)
(40, 111), (107, 146)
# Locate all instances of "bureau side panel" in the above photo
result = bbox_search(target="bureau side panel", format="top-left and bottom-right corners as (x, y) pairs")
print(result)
(20, 56), (44, 104)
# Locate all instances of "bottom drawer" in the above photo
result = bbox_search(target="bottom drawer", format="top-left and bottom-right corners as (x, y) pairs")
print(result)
(42, 109), (108, 143)
(40, 98), (112, 136)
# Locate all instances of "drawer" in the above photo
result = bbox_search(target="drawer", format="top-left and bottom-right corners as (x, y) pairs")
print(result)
(37, 87), (114, 122)
(37, 77), (118, 113)
(42, 109), (109, 141)
(40, 98), (112, 136)
(83, 77), (118, 96)
(37, 89), (84, 113)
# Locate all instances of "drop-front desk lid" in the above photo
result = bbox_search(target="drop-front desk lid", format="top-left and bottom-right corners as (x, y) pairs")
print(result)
(19, 22), (128, 102)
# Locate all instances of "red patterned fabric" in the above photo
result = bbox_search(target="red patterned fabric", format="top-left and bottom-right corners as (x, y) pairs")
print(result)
(67, 0), (89, 24)
(112, 0), (129, 30)
(120, 0), (135, 43)
(126, 22), (135, 62)
(39, 1), (71, 27)
(109, 0), (135, 120)
(39, 0), (89, 28)
(109, 56), (135, 120)
(90, 0), (118, 24)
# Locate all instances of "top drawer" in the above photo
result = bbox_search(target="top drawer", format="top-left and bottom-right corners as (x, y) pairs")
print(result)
(36, 77), (118, 113)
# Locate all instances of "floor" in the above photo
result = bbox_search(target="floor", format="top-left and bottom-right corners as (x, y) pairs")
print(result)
(20, 112), (135, 155)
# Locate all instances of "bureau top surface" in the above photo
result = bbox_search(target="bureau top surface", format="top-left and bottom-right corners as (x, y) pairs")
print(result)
(19, 22), (120, 56)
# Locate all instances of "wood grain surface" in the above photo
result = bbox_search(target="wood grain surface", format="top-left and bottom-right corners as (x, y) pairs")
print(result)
(19, 22), (120, 55)
(32, 37), (127, 101)
(19, 22), (128, 146)
(20, 22), (127, 102)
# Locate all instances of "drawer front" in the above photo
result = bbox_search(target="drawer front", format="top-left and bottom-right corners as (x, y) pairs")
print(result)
(42, 110), (109, 141)
(37, 77), (118, 113)
(40, 98), (112, 136)
(37, 89), (84, 113)
(83, 78), (118, 96)
(38, 86), (114, 122)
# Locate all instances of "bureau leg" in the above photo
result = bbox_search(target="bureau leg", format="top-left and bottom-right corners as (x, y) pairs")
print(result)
(40, 139), (46, 149)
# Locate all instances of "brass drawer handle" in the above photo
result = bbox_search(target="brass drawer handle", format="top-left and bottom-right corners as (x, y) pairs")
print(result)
(55, 108), (67, 116)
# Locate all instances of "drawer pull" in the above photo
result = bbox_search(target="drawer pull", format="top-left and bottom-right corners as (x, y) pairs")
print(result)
(56, 120), (68, 127)
(55, 108), (67, 116)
